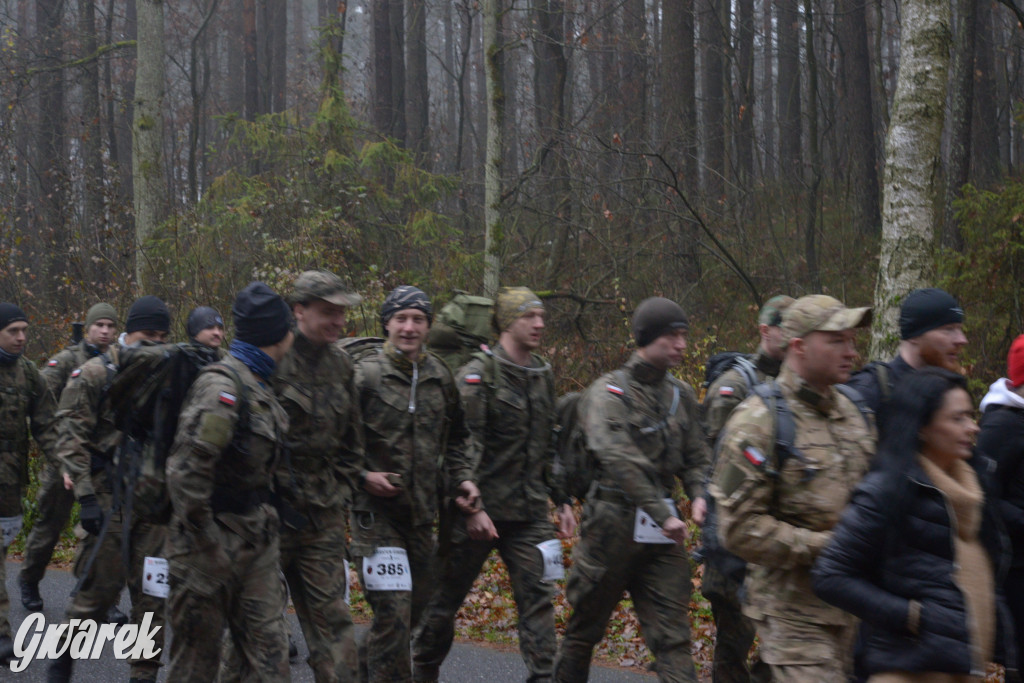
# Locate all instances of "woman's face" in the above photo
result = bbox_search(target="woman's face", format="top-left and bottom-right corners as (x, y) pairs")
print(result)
(919, 387), (979, 470)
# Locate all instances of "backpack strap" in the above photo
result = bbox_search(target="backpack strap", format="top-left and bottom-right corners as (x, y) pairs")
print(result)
(835, 383), (874, 430)
(731, 356), (759, 395)
(750, 381), (811, 480)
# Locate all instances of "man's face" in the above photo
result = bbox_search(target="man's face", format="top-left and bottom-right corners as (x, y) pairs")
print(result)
(294, 298), (347, 346)
(126, 329), (168, 345)
(506, 308), (545, 350)
(194, 324), (225, 349)
(87, 319), (117, 352)
(0, 321), (28, 355)
(759, 323), (786, 361)
(914, 323), (968, 372)
(640, 329), (688, 370)
(386, 309), (430, 358)
(794, 329), (859, 387)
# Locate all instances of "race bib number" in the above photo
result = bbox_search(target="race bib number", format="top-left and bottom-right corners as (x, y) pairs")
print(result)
(362, 547), (412, 591)
(142, 556), (170, 598)
(536, 539), (565, 582)
(633, 499), (677, 544)
(0, 515), (22, 548)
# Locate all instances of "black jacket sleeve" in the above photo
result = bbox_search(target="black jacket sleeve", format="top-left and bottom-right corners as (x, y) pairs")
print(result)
(977, 407), (1024, 545)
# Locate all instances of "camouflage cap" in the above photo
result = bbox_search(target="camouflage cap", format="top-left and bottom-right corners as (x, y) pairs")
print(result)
(758, 295), (795, 326)
(781, 294), (872, 344)
(494, 286), (544, 332)
(291, 270), (362, 307)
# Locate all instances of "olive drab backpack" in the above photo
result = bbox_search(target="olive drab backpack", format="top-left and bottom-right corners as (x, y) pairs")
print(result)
(427, 292), (495, 374)
(702, 351), (758, 399)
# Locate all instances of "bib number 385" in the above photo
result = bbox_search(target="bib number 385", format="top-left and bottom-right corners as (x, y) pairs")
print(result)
(361, 547), (412, 591)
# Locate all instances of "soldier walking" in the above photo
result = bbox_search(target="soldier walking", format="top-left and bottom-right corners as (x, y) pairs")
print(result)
(711, 294), (876, 681)
(164, 282), (295, 682)
(414, 287), (575, 683)
(554, 297), (711, 683)
(0, 303), (56, 663)
(350, 285), (478, 683)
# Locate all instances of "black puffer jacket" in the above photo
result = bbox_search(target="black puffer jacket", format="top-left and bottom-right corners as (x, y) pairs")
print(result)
(812, 455), (1015, 677)
(977, 389), (1024, 569)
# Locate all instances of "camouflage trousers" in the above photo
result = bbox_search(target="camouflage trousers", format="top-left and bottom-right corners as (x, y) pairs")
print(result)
(554, 499), (697, 683)
(65, 490), (167, 680)
(751, 613), (856, 683)
(701, 563), (771, 683)
(414, 518), (557, 682)
(0, 452), (24, 638)
(166, 525), (289, 682)
(279, 509), (358, 682)
(20, 461), (76, 586)
(351, 511), (437, 683)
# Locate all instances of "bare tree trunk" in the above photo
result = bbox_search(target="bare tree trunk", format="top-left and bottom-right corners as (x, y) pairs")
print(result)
(243, 0), (259, 120)
(837, 0), (880, 235)
(735, 0), (755, 184)
(942, 0), (976, 250)
(701, 0), (726, 196)
(372, 0), (393, 134)
(661, 0), (697, 189)
(269, 0), (287, 112)
(406, 0), (430, 164)
(389, 0), (407, 144)
(483, 0), (503, 296)
(133, 0), (167, 290)
(80, 0), (104, 243)
(760, 0), (775, 177)
(871, 0), (951, 358)
(803, 0), (820, 288)
(971, 0), (999, 184)
(776, 0), (801, 179)
(36, 0), (67, 296)
(227, 0), (244, 113)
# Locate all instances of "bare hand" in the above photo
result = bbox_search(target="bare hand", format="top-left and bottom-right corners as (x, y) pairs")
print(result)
(691, 497), (708, 527)
(364, 472), (401, 497)
(556, 504), (577, 539)
(661, 516), (689, 544)
(455, 480), (481, 514)
(465, 510), (499, 541)
(63, 473), (73, 491)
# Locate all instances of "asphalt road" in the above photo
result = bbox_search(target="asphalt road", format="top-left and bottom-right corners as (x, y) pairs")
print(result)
(2, 559), (653, 681)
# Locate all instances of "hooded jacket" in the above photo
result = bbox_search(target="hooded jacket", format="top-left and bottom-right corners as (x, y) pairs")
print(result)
(978, 378), (1024, 569)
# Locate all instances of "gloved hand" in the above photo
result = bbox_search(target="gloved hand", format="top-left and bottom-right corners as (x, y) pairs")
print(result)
(78, 494), (104, 536)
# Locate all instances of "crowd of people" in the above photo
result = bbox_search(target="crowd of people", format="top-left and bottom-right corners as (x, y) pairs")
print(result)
(0, 276), (1020, 683)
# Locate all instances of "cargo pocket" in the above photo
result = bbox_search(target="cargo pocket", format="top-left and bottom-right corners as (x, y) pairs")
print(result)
(566, 552), (607, 606)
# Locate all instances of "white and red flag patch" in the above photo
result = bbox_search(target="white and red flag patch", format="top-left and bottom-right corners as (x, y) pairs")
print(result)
(719, 386), (735, 397)
(218, 392), (237, 407)
(70, 368), (82, 378)
(47, 360), (58, 367)
(464, 374), (482, 385)
(743, 446), (766, 467)
(606, 384), (624, 395)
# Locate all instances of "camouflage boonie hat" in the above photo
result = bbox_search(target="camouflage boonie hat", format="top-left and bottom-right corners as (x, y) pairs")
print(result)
(291, 270), (362, 307)
(781, 294), (871, 344)
(758, 295), (795, 327)
(494, 286), (544, 332)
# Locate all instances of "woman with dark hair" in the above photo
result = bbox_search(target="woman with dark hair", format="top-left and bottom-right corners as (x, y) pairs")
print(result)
(812, 367), (1015, 682)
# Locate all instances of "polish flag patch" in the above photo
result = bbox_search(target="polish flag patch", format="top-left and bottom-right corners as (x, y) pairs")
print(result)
(719, 386), (735, 396)
(70, 368), (82, 378)
(606, 384), (624, 395)
(464, 374), (482, 385)
(743, 446), (766, 467)
(218, 392), (237, 406)
(47, 359), (59, 367)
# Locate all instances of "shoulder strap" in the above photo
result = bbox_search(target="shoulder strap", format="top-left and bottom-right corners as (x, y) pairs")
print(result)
(835, 383), (873, 430)
(732, 355), (760, 393)
(750, 380), (805, 477)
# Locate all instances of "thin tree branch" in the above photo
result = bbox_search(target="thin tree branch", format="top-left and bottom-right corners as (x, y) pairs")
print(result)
(25, 40), (136, 76)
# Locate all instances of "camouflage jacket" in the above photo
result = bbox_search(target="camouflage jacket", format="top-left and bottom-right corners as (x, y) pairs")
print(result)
(458, 345), (565, 522)
(711, 364), (876, 625)
(0, 355), (56, 510)
(273, 330), (363, 517)
(40, 341), (105, 468)
(703, 348), (782, 444)
(581, 352), (710, 527)
(352, 343), (473, 527)
(167, 355), (289, 554)
(54, 347), (123, 499)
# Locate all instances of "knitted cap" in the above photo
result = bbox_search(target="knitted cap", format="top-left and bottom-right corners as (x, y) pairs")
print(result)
(494, 286), (543, 332)
(0, 303), (28, 332)
(899, 288), (965, 340)
(125, 296), (170, 334)
(187, 306), (224, 338)
(232, 282), (292, 347)
(632, 297), (689, 348)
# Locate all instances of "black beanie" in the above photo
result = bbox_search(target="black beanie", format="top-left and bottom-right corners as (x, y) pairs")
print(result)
(187, 306), (223, 338)
(0, 303), (28, 332)
(380, 285), (433, 330)
(232, 282), (292, 347)
(899, 288), (965, 340)
(126, 296), (170, 334)
(632, 297), (689, 348)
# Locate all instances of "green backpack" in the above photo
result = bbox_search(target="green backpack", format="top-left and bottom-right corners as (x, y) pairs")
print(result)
(427, 292), (494, 374)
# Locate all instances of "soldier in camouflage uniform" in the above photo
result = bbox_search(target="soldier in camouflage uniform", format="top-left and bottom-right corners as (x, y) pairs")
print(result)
(0, 303), (57, 663)
(414, 287), (576, 683)
(699, 295), (792, 683)
(274, 270), (362, 681)
(47, 296), (171, 683)
(350, 285), (478, 683)
(711, 294), (876, 682)
(165, 282), (295, 682)
(19, 303), (117, 614)
(554, 297), (711, 683)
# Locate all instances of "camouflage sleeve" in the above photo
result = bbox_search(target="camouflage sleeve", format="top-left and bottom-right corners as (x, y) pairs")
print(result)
(54, 362), (107, 499)
(711, 399), (831, 569)
(677, 383), (711, 502)
(542, 371), (571, 507)
(454, 361), (487, 485)
(28, 362), (58, 464)
(166, 371), (242, 534)
(703, 368), (749, 444)
(443, 372), (475, 490)
(583, 379), (676, 527)
(335, 364), (366, 502)
(40, 351), (73, 399)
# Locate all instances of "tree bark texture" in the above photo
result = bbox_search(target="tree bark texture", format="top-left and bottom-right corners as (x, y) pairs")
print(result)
(776, 0), (801, 178)
(942, 0), (976, 250)
(405, 0), (430, 164)
(483, 0), (503, 297)
(701, 0), (726, 197)
(871, 0), (951, 358)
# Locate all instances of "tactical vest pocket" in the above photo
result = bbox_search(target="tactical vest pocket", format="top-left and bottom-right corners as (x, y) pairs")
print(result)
(278, 383), (314, 416)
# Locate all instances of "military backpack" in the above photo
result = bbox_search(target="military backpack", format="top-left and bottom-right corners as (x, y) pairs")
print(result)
(426, 292), (495, 374)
